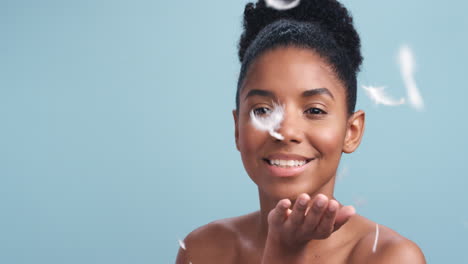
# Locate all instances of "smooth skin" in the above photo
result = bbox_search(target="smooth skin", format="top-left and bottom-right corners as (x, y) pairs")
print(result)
(176, 46), (425, 264)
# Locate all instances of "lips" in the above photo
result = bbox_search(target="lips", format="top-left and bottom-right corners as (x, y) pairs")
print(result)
(263, 153), (315, 177)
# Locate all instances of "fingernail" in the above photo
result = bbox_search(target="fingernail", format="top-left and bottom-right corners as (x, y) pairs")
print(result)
(299, 198), (307, 206)
(281, 200), (290, 209)
(316, 199), (326, 208)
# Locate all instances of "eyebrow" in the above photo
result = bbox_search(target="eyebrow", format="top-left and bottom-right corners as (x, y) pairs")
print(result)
(244, 87), (335, 101)
(244, 89), (276, 101)
(302, 88), (335, 100)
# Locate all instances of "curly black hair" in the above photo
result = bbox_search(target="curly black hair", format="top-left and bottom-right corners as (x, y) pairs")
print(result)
(236, 0), (363, 114)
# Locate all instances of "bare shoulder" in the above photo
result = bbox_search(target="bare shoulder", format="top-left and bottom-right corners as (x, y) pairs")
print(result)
(348, 215), (426, 264)
(175, 215), (248, 264)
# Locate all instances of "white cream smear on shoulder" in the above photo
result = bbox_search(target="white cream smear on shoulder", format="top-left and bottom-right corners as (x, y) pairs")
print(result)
(250, 102), (285, 141)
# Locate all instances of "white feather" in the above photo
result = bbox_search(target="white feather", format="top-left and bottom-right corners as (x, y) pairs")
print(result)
(362, 85), (405, 106)
(178, 239), (186, 250)
(250, 103), (285, 140)
(372, 224), (380, 253)
(265, 0), (301, 10)
(399, 45), (424, 111)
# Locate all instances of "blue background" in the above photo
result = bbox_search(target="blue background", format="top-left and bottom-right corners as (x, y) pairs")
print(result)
(1, 0), (467, 263)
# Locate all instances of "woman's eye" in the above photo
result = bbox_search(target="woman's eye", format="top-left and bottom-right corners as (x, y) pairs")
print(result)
(253, 107), (271, 116)
(305, 107), (327, 115)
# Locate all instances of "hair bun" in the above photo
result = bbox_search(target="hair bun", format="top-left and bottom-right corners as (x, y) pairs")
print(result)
(238, 0), (362, 72)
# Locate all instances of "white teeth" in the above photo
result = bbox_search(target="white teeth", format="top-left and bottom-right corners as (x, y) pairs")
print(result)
(268, 159), (307, 167)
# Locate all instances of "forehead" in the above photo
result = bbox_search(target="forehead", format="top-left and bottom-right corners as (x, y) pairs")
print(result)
(241, 46), (346, 102)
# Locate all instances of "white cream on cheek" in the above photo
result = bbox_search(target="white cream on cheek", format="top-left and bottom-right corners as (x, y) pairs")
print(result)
(249, 102), (285, 141)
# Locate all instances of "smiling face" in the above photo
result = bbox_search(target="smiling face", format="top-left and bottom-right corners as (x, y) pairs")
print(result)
(233, 46), (365, 200)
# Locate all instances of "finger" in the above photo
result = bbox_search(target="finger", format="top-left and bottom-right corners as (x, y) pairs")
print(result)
(268, 199), (292, 227)
(303, 194), (328, 232)
(333, 205), (356, 231)
(314, 199), (339, 239)
(287, 193), (310, 227)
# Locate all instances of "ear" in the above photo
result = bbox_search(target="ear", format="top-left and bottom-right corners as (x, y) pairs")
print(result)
(343, 110), (365, 154)
(232, 109), (240, 151)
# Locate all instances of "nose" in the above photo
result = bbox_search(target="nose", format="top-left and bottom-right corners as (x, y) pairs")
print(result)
(275, 109), (303, 144)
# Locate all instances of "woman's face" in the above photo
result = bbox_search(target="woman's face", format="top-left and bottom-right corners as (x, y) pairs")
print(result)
(233, 46), (364, 200)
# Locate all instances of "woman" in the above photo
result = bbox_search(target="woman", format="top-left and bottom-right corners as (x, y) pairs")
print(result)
(176, 0), (426, 263)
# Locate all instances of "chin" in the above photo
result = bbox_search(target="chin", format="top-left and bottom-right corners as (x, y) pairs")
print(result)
(259, 181), (315, 200)
(256, 172), (336, 200)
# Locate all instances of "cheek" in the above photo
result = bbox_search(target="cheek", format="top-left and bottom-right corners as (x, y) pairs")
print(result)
(311, 122), (346, 157)
(237, 119), (269, 173)
(238, 121), (262, 156)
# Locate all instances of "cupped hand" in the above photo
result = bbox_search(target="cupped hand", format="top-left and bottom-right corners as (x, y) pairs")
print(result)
(267, 193), (356, 250)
